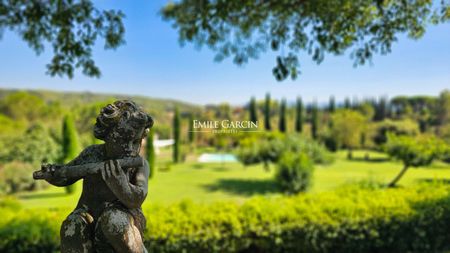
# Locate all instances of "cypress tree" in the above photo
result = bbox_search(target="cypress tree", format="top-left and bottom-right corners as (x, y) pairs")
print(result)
(295, 97), (303, 133)
(62, 114), (80, 194)
(188, 114), (195, 144)
(146, 130), (155, 178)
(377, 97), (387, 121)
(249, 96), (258, 123)
(329, 96), (336, 113)
(344, 97), (351, 109)
(173, 107), (180, 163)
(264, 93), (271, 130)
(373, 97), (383, 121)
(352, 97), (360, 109)
(279, 98), (287, 133)
(311, 102), (319, 140)
(386, 103), (393, 119)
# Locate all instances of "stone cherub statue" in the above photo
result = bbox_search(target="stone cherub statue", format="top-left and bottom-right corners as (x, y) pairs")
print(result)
(33, 100), (153, 253)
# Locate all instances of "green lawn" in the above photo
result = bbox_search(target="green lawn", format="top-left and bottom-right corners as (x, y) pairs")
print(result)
(18, 150), (450, 209)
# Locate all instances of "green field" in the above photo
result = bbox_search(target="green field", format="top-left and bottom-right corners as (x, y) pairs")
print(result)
(18, 150), (450, 209)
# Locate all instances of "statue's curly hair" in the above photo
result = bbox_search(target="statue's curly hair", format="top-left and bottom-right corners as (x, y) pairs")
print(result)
(94, 100), (154, 141)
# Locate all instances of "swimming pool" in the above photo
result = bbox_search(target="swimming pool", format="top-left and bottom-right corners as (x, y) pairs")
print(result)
(198, 153), (238, 163)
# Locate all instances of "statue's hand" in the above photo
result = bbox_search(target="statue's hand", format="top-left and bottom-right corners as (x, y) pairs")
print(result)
(41, 163), (61, 177)
(41, 163), (57, 174)
(101, 160), (128, 191)
(34, 163), (64, 181)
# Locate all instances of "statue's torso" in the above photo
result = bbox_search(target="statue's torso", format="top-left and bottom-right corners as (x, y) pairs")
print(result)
(71, 144), (142, 220)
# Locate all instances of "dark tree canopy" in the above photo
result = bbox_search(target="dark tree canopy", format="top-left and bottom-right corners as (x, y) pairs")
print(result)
(0, 0), (125, 78)
(162, 0), (450, 81)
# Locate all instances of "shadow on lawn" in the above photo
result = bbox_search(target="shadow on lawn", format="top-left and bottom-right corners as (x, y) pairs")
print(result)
(211, 166), (234, 172)
(418, 179), (450, 185)
(350, 157), (390, 163)
(19, 192), (67, 199)
(203, 178), (279, 196)
(192, 164), (205, 169)
(192, 163), (239, 172)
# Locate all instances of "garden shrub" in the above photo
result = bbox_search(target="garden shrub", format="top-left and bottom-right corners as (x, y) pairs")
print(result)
(275, 151), (314, 193)
(284, 135), (334, 165)
(236, 133), (333, 168)
(2, 183), (450, 253)
(0, 161), (46, 194)
(0, 123), (61, 164)
(372, 119), (419, 146)
(145, 183), (450, 253)
(0, 211), (61, 253)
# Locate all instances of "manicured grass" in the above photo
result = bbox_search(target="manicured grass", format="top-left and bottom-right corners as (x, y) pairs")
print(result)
(17, 150), (450, 209)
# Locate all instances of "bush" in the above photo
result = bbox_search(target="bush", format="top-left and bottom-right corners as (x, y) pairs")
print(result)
(147, 183), (450, 253)
(3, 183), (450, 253)
(372, 119), (419, 146)
(0, 162), (46, 194)
(385, 134), (448, 187)
(329, 109), (366, 150)
(284, 135), (334, 165)
(236, 133), (333, 168)
(0, 212), (61, 253)
(235, 133), (285, 166)
(275, 152), (314, 194)
(0, 124), (60, 164)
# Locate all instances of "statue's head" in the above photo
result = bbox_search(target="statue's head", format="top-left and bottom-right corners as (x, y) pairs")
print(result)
(94, 100), (154, 158)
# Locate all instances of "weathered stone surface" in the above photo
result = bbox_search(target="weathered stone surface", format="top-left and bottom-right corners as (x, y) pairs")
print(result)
(38, 100), (153, 253)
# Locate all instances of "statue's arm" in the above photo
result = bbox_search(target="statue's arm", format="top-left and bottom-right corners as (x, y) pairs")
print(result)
(44, 148), (91, 187)
(45, 165), (83, 187)
(101, 159), (149, 209)
(45, 175), (77, 187)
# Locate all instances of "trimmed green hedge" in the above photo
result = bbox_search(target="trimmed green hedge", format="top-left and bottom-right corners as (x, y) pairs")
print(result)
(2, 183), (450, 253)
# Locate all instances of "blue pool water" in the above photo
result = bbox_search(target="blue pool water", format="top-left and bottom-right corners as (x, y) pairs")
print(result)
(198, 153), (238, 163)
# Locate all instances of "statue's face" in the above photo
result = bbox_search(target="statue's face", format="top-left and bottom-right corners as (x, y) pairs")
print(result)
(104, 122), (146, 158)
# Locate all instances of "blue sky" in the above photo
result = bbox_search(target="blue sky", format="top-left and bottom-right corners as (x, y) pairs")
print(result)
(0, 0), (449, 105)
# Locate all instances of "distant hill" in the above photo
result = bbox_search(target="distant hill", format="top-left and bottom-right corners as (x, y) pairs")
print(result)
(0, 88), (203, 126)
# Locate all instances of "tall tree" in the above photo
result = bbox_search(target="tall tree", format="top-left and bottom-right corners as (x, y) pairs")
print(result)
(249, 96), (258, 123)
(436, 90), (450, 141)
(374, 97), (388, 121)
(188, 114), (195, 144)
(328, 96), (336, 113)
(279, 99), (287, 133)
(386, 134), (446, 187)
(173, 107), (181, 163)
(352, 97), (360, 109)
(218, 102), (231, 119)
(437, 91), (450, 128)
(0, 1), (125, 78)
(330, 110), (366, 159)
(62, 114), (80, 194)
(264, 93), (272, 131)
(162, 1), (450, 81)
(295, 97), (303, 133)
(146, 130), (155, 179)
(311, 102), (319, 140)
(344, 97), (351, 109)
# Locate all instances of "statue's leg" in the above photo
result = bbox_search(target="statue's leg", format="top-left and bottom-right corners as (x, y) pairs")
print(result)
(60, 208), (95, 253)
(95, 208), (146, 253)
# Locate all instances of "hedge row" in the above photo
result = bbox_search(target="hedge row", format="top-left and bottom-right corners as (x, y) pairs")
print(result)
(2, 183), (450, 253)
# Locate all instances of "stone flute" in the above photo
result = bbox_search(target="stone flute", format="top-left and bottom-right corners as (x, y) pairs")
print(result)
(33, 157), (144, 181)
